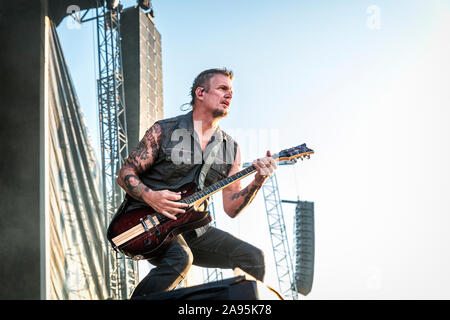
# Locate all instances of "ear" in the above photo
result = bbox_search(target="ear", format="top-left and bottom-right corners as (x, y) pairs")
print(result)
(195, 87), (205, 100)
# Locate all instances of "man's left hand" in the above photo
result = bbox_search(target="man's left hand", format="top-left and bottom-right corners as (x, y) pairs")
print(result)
(252, 150), (277, 186)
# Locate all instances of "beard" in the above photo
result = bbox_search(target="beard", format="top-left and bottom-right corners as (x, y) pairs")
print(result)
(212, 107), (228, 119)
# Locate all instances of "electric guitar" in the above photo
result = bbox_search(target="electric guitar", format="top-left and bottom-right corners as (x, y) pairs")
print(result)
(107, 143), (314, 260)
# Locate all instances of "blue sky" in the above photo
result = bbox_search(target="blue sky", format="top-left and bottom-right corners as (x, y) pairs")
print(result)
(58, 0), (450, 299)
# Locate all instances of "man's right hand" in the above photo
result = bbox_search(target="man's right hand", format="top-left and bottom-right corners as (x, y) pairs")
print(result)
(142, 189), (189, 220)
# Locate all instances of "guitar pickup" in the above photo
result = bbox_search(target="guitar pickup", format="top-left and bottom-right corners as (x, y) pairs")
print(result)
(144, 215), (161, 235)
(140, 214), (159, 232)
(140, 217), (150, 232)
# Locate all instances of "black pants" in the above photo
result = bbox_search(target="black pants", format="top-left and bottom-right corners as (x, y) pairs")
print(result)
(130, 226), (265, 298)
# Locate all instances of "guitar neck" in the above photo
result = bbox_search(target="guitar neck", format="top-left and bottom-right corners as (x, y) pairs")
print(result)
(180, 153), (280, 206)
(180, 164), (257, 206)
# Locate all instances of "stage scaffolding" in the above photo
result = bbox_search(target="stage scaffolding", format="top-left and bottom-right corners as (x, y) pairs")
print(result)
(202, 195), (224, 283)
(77, 1), (163, 299)
(94, 0), (136, 300)
(262, 173), (298, 300)
(241, 161), (298, 300)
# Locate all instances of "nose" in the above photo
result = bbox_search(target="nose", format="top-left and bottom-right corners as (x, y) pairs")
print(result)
(225, 90), (233, 99)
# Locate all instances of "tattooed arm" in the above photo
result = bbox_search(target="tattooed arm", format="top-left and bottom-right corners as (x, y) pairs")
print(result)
(116, 122), (188, 220)
(222, 146), (277, 218)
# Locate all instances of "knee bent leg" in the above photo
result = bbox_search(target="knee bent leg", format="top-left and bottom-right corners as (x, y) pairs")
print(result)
(177, 246), (194, 278)
(231, 244), (266, 281)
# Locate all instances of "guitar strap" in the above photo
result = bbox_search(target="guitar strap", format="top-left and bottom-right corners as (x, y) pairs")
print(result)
(198, 141), (222, 190)
(194, 141), (222, 237)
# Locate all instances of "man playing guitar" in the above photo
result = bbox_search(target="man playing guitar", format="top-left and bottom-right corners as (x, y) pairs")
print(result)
(116, 68), (277, 297)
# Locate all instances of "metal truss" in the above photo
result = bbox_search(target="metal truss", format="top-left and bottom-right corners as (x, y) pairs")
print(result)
(240, 161), (298, 299)
(94, 0), (137, 300)
(202, 195), (223, 283)
(261, 172), (298, 300)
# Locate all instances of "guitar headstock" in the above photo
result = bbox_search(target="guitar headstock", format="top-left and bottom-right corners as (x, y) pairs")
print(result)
(273, 143), (314, 163)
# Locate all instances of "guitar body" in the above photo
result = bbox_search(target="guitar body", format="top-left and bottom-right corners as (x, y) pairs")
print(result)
(107, 182), (211, 260)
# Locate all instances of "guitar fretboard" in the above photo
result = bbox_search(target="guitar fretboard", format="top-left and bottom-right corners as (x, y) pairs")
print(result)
(180, 165), (257, 205)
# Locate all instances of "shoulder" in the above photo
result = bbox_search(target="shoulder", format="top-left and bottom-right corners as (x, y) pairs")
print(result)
(153, 112), (191, 146)
(157, 113), (185, 124)
(154, 113), (188, 133)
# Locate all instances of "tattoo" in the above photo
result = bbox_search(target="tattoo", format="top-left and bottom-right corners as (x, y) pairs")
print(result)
(117, 123), (162, 198)
(231, 185), (249, 200)
(123, 174), (149, 200)
(231, 184), (261, 217)
(124, 123), (162, 173)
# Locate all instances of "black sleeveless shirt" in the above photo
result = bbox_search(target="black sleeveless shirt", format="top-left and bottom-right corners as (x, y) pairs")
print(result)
(126, 111), (238, 212)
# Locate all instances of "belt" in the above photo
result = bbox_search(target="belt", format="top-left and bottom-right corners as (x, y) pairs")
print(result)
(183, 224), (210, 242)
